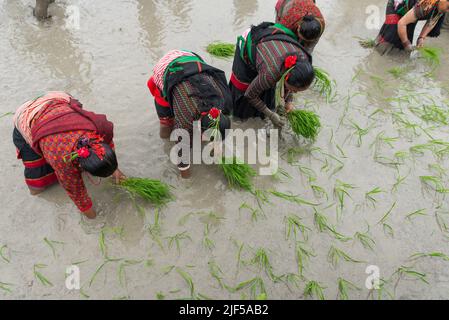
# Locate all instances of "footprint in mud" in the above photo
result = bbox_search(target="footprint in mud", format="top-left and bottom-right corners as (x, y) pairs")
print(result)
(79, 211), (107, 234)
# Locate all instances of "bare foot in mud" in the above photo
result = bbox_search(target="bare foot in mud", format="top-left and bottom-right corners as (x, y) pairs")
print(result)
(29, 187), (44, 196)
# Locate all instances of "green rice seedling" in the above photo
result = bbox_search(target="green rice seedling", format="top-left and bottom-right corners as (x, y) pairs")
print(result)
(354, 231), (376, 251)
(284, 214), (311, 241)
(405, 209), (427, 222)
(287, 109), (321, 140)
(337, 278), (361, 300)
(117, 260), (142, 287)
(370, 131), (398, 155)
(272, 167), (292, 181)
(349, 121), (372, 147)
(162, 265), (176, 276)
(429, 163), (447, 177)
(99, 230), (108, 258)
(329, 227), (352, 242)
(0, 245), (10, 263)
(357, 37), (376, 48)
(278, 273), (303, 291)
(378, 202), (396, 225)
(219, 157), (256, 191)
(295, 242), (316, 276)
(365, 187), (385, 208)
(409, 252), (449, 261)
(311, 184), (328, 200)
(411, 104), (449, 126)
(208, 260), (227, 290)
(303, 280), (326, 300)
(89, 258), (123, 287)
(313, 67), (336, 102)
(166, 231), (192, 255)
(202, 224), (215, 251)
(313, 208), (331, 233)
(118, 177), (172, 206)
(156, 292), (165, 300)
(334, 180), (356, 218)
(388, 66), (408, 78)
(420, 176), (449, 194)
(418, 46), (443, 67)
(435, 209), (449, 234)
(231, 239), (245, 274)
(367, 278), (394, 300)
(43, 238), (64, 258)
(206, 42), (235, 58)
(394, 151), (410, 163)
(176, 267), (195, 298)
(0, 112), (14, 119)
(0, 281), (13, 293)
(269, 190), (319, 206)
(393, 266), (429, 286)
(297, 165), (317, 183)
(251, 189), (271, 209)
(248, 248), (277, 281)
(336, 144), (347, 158)
(392, 171), (409, 193)
(328, 246), (364, 268)
(233, 277), (267, 300)
(256, 293), (268, 300)
(147, 209), (164, 250)
(33, 264), (53, 287)
(240, 203), (265, 222)
(283, 146), (309, 164)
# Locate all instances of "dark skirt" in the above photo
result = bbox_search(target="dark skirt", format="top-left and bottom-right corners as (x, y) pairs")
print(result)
(12, 128), (58, 190)
(229, 43), (276, 120)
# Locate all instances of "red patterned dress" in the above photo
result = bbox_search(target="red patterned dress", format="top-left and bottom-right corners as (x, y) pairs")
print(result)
(34, 104), (94, 212)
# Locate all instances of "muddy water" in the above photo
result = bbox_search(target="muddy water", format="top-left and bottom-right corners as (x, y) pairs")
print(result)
(1, 0), (449, 300)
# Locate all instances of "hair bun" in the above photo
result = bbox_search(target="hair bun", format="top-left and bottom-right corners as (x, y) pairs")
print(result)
(303, 15), (315, 22)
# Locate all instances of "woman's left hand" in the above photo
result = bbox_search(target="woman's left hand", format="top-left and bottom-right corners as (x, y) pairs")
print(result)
(112, 169), (127, 184)
(417, 37), (425, 48)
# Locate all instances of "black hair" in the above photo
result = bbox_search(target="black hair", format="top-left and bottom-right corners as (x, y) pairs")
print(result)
(285, 55), (315, 89)
(299, 15), (322, 41)
(78, 143), (118, 178)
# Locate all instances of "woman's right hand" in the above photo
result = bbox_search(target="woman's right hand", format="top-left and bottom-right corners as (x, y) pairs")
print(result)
(268, 111), (286, 128)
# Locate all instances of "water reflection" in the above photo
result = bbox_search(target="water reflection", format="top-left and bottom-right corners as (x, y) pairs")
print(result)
(135, 0), (165, 60)
(3, 0), (92, 95)
(233, 0), (259, 27)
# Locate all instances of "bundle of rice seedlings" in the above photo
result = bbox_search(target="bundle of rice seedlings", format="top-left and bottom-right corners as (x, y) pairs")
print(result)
(206, 42), (236, 58)
(418, 46), (443, 67)
(219, 157), (256, 191)
(356, 37), (376, 48)
(118, 177), (172, 206)
(313, 66), (335, 101)
(287, 109), (321, 140)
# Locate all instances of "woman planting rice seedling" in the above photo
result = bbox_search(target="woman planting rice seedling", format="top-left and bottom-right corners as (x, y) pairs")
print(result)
(375, 0), (449, 55)
(229, 22), (315, 127)
(12, 92), (126, 219)
(275, 0), (325, 53)
(148, 50), (232, 178)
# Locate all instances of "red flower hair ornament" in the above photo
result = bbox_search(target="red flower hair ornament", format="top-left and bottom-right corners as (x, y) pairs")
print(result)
(284, 55), (298, 69)
(63, 133), (107, 163)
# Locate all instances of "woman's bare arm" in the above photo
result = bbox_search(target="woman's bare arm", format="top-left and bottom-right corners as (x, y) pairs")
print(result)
(397, 9), (418, 49)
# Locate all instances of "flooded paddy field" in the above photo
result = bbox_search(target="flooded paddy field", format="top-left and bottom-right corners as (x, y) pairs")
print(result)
(0, 0), (449, 299)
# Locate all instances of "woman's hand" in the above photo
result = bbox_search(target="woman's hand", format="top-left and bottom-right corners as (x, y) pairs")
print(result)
(285, 102), (294, 114)
(417, 37), (425, 48)
(268, 111), (286, 128)
(111, 169), (127, 184)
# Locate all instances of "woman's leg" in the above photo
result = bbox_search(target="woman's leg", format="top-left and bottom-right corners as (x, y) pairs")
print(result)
(13, 128), (58, 193)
